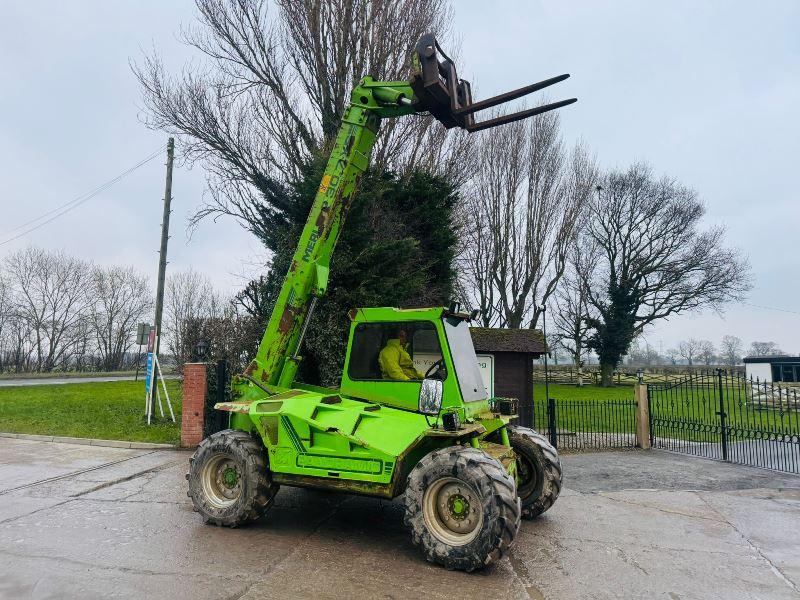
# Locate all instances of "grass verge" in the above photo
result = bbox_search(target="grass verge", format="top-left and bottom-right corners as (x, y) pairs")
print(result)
(0, 380), (182, 444)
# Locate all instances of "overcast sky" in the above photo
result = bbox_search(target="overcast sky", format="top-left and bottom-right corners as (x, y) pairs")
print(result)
(1, 1), (798, 355)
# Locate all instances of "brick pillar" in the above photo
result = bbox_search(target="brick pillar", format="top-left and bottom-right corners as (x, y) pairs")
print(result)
(181, 363), (208, 448)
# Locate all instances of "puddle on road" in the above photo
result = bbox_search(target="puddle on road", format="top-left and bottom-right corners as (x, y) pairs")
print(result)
(507, 550), (547, 599)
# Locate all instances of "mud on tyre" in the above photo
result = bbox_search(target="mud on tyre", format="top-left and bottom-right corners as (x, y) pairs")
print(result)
(404, 446), (521, 572)
(188, 429), (278, 527)
(507, 426), (562, 519)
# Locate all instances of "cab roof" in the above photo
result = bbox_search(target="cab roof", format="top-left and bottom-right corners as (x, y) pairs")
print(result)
(348, 306), (445, 322)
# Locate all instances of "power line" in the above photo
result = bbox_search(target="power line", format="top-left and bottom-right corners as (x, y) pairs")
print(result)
(0, 145), (167, 247)
(742, 302), (800, 316)
(1, 144), (166, 237)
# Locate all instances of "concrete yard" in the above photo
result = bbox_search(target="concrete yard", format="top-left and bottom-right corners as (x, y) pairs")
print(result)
(1, 438), (799, 600)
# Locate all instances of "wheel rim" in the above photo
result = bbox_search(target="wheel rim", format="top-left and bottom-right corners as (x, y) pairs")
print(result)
(422, 477), (483, 546)
(516, 452), (540, 500)
(200, 453), (242, 509)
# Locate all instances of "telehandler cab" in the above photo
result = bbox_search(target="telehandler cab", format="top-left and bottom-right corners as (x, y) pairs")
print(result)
(188, 34), (575, 571)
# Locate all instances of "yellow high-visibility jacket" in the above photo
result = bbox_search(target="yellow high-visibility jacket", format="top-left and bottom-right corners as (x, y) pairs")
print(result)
(378, 339), (425, 381)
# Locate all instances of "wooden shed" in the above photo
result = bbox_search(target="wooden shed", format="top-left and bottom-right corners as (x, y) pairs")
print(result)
(469, 327), (546, 428)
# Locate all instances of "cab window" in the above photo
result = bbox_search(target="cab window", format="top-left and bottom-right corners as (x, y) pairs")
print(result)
(347, 321), (444, 381)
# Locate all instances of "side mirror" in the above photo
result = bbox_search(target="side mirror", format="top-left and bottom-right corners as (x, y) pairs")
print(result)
(419, 378), (443, 415)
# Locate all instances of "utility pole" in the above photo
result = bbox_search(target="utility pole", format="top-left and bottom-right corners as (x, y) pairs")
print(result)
(153, 137), (174, 385)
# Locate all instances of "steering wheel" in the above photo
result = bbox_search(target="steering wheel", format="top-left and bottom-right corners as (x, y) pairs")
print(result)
(424, 359), (445, 379)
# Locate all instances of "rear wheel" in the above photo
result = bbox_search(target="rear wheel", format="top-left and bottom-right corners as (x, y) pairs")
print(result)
(404, 446), (520, 571)
(188, 429), (278, 527)
(508, 426), (562, 519)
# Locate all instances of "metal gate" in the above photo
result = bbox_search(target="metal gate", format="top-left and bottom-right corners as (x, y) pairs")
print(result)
(532, 397), (638, 451)
(648, 370), (800, 474)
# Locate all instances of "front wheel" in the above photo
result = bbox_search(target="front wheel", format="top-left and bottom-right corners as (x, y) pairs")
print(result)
(404, 446), (520, 571)
(508, 426), (562, 519)
(187, 429), (279, 527)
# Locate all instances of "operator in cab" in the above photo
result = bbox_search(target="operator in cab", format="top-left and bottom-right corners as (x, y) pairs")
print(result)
(379, 327), (426, 381)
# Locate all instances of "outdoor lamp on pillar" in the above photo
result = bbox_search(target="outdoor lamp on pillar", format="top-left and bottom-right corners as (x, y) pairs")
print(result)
(196, 339), (209, 361)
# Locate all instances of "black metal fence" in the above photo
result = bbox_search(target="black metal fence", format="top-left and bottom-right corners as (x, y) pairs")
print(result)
(531, 397), (638, 451)
(648, 370), (800, 474)
(204, 360), (231, 438)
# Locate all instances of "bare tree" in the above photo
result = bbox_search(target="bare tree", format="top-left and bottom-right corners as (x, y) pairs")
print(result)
(544, 333), (563, 365)
(698, 340), (716, 366)
(4, 248), (91, 372)
(0, 269), (32, 373)
(1, 311), (35, 373)
(134, 0), (469, 238)
(233, 275), (271, 323)
(460, 108), (597, 329)
(627, 338), (661, 366)
(164, 268), (219, 365)
(552, 239), (597, 385)
(585, 163), (751, 385)
(678, 339), (702, 366)
(181, 303), (263, 372)
(0, 274), (11, 372)
(748, 341), (783, 357)
(70, 316), (94, 372)
(8, 319), (33, 372)
(666, 347), (680, 365)
(89, 266), (152, 371)
(720, 335), (743, 366)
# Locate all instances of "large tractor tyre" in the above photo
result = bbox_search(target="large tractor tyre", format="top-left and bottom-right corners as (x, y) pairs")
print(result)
(404, 446), (521, 572)
(187, 429), (278, 527)
(507, 426), (562, 519)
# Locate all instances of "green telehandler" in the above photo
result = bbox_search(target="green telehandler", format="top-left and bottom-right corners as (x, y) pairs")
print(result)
(188, 33), (576, 571)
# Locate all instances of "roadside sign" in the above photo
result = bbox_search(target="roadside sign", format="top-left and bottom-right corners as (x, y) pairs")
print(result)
(144, 327), (157, 408)
(136, 323), (151, 346)
(142, 326), (175, 425)
(145, 352), (155, 396)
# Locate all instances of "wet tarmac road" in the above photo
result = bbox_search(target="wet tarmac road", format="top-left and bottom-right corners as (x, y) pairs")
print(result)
(0, 375), (178, 387)
(1, 438), (799, 599)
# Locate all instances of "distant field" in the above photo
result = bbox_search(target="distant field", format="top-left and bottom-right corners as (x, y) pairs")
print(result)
(532, 370), (740, 388)
(0, 380), (182, 444)
(533, 383), (634, 401)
